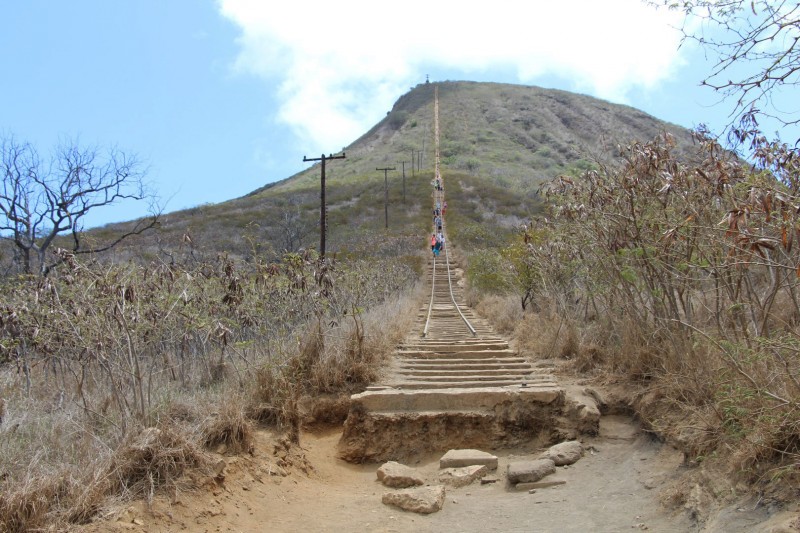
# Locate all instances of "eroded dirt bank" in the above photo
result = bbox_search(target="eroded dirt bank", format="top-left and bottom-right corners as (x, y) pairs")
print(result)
(75, 411), (798, 533)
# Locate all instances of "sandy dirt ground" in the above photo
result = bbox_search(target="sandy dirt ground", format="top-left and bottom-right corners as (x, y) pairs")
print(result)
(76, 414), (778, 533)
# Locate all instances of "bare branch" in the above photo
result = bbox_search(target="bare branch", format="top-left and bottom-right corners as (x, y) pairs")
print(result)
(0, 136), (158, 275)
(653, 0), (800, 128)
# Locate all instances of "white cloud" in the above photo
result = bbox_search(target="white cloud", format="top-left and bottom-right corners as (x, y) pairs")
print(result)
(218, 0), (686, 152)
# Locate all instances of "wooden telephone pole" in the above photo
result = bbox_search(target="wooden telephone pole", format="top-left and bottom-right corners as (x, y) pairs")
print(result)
(377, 166), (396, 229)
(401, 161), (406, 205)
(303, 152), (345, 258)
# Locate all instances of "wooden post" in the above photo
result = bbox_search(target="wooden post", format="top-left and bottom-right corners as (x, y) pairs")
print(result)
(377, 166), (396, 229)
(303, 152), (345, 258)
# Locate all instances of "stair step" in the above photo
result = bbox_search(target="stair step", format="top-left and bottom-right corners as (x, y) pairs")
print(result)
(398, 350), (518, 359)
(396, 359), (529, 367)
(350, 385), (564, 411)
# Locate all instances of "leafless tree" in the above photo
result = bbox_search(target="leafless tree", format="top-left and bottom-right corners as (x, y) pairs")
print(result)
(0, 136), (159, 275)
(655, 0), (800, 127)
(271, 200), (311, 253)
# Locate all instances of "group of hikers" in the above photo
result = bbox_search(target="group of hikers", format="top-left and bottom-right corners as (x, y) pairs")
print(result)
(430, 176), (446, 257)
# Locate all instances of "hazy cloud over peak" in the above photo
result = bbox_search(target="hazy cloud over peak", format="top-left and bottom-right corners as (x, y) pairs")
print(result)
(219, 0), (685, 152)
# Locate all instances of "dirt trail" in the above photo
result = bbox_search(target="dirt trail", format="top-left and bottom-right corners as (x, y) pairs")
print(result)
(78, 415), (700, 533)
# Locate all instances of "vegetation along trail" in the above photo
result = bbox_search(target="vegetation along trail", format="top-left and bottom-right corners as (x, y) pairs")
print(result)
(77, 84), (798, 532)
(2, 78), (799, 532)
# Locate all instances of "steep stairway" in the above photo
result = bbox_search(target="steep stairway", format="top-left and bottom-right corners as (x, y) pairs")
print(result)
(337, 84), (597, 463)
(337, 253), (568, 463)
(378, 257), (558, 391)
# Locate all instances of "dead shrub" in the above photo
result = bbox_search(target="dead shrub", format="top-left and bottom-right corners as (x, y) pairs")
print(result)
(309, 285), (422, 395)
(574, 343), (606, 372)
(302, 394), (352, 427)
(107, 426), (209, 499)
(67, 469), (116, 525)
(287, 322), (324, 383)
(202, 402), (254, 455)
(0, 477), (64, 533)
(513, 311), (553, 357)
(250, 365), (302, 430)
(475, 294), (522, 334)
(558, 323), (579, 360)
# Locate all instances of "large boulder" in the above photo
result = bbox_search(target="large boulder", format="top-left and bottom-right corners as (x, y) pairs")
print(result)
(507, 459), (556, 484)
(376, 461), (424, 488)
(539, 440), (583, 466)
(382, 485), (446, 514)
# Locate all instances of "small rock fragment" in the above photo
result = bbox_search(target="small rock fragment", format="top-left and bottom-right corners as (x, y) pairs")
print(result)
(439, 465), (488, 488)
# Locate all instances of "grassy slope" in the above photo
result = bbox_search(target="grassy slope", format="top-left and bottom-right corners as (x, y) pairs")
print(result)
(80, 81), (693, 266)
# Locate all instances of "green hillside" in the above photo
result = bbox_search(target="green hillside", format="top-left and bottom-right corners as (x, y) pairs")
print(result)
(80, 81), (695, 264)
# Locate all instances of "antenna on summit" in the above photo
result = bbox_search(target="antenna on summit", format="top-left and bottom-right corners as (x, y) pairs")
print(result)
(426, 74), (430, 84)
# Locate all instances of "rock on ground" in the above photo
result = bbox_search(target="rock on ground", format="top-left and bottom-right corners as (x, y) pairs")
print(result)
(563, 387), (601, 435)
(439, 465), (488, 488)
(507, 459), (556, 484)
(382, 485), (446, 514)
(376, 461), (424, 488)
(539, 440), (583, 466)
(439, 449), (498, 470)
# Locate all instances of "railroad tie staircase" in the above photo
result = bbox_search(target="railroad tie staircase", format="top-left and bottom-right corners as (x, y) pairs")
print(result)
(337, 254), (596, 463)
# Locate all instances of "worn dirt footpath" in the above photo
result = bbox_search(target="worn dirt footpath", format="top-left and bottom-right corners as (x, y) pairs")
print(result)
(78, 414), (755, 533)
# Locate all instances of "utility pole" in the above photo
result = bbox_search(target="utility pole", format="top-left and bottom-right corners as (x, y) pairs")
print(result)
(377, 166), (396, 229)
(303, 152), (346, 259)
(401, 161), (406, 205)
(411, 150), (415, 177)
(417, 150), (423, 172)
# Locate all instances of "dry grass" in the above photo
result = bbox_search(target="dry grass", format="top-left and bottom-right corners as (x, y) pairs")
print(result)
(0, 251), (422, 529)
(202, 398), (255, 455)
(474, 294), (522, 335)
(0, 419), (212, 531)
(250, 281), (423, 433)
(475, 291), (800, 494)
(106, 426), (209, 501)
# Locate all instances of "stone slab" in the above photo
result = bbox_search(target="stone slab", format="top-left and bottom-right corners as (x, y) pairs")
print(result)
(377, 461), (424, 488)
(515, 478), (567, 490)
(440, 449), (498, 470)
(507, 459), (556, 483)
(351, 386), (564, 412)
(382, 485), (446, 514)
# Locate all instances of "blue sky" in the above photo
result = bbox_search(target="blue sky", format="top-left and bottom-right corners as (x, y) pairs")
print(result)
(1, 0), (796, 228)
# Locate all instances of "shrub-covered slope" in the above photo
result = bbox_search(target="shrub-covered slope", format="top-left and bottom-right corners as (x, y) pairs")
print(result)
(80, 81), (694, 265)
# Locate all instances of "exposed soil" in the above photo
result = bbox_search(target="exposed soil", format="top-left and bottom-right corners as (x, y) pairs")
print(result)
(74, 410), (799, 533)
